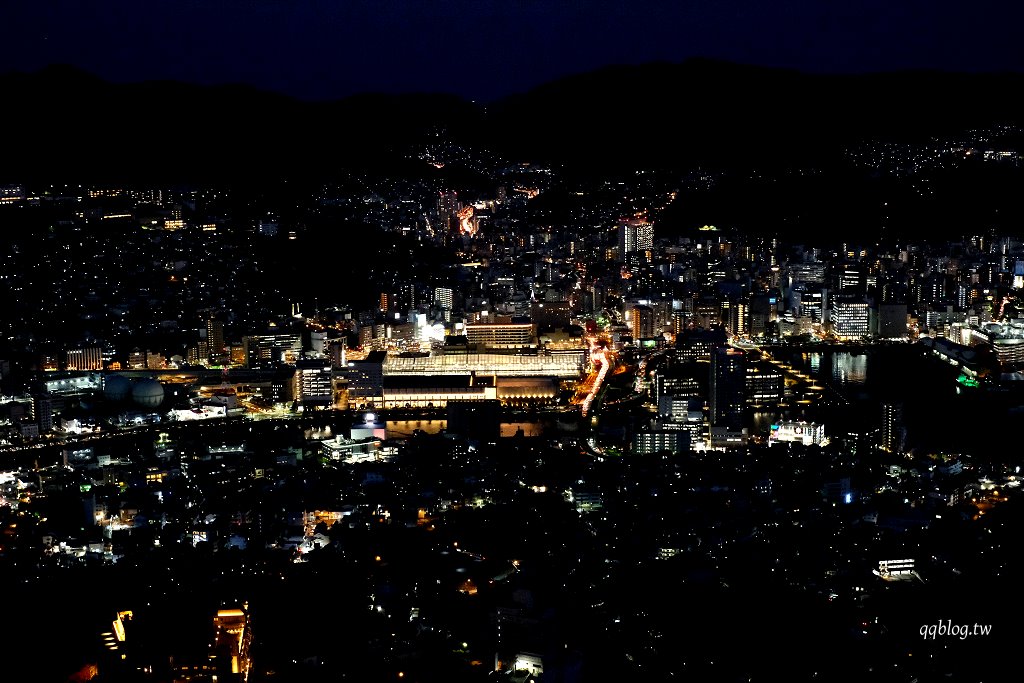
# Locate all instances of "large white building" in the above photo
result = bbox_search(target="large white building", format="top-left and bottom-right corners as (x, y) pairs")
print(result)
(831, 299), (870, 339)
(768, 421), (827, 447)
(383, 350), (584, 378)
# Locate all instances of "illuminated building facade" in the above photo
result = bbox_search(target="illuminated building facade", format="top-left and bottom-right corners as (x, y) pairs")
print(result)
(213, 607), (252, 681)
(327, 338), (347, 368)
(242, 334), (301, 369)
(632, 428), (691, 455)
(795, 286), (826, 323)
(434, 286), (453, 312)
(745, 362), (784, 406)
(653, 372), (700, 405)
(381, 375), (557, 409)
(630, 305), (655, 340)
(768, 421), (827, 446)
(294, 359), (333, 408)
(831, 298), (870, 339)
(617, 218), (654, 259)
(383, 350), (584, 378)
(66, 346), (103, 371)
(673, 327), (727, 363)
(465, 322), (535, 349)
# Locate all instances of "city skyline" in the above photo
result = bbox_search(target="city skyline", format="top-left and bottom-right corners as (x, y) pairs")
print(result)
(2, 6), (1024, 680)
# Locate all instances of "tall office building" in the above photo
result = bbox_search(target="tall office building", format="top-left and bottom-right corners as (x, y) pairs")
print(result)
(294, 359), (333, 409)
(831, 297), (870, 339)
(710, 347), (746, 428)
(794, 286), (827, 323)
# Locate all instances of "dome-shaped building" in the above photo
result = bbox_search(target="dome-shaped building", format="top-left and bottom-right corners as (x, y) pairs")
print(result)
(132, 378), (165, 409)
(103, 374), (131, 402)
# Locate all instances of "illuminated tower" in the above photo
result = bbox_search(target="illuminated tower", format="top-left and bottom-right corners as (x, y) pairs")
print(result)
(880, 402), (905, 454)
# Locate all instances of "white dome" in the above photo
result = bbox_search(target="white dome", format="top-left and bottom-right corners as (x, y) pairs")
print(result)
(132, 378), (165, 408)
(104, 374), (131, 402)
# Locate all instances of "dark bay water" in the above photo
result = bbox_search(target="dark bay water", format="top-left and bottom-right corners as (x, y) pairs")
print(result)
(764, 344), (1019, 456)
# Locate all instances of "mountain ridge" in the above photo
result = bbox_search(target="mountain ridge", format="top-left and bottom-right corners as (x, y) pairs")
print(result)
(2, 59), (1022, 181)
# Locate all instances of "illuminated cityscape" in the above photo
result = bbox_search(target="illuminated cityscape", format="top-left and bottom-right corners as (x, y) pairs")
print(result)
(2, 29), (1024, 683)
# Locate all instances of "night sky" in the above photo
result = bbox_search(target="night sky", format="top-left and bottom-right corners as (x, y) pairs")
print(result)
(3, 0), (1023, 102)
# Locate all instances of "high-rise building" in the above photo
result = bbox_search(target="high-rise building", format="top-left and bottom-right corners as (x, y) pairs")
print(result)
(437, 190), (461, 231)
(207, 319), (225, 363)
(617, 218), (654, 259)
(631, 305), (655, 340)
(710, 347), (745, 428)
(880, 402), (905, 454)
(721, 300), (748, 337)
(654, 371), (701, 405)
(434, 286), (453, 311)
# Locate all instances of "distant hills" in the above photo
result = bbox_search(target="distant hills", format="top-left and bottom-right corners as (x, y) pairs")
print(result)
(0, 64), (479, 183)
(1, 59), (1023, 181)
(487, 59), (1024, 171)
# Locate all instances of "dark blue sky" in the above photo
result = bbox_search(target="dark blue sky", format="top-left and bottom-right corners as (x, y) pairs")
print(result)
(3, 0), (1023, 101)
